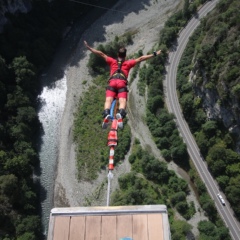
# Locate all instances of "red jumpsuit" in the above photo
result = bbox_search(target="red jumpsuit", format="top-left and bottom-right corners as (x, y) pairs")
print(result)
(106, 57), (136, 99)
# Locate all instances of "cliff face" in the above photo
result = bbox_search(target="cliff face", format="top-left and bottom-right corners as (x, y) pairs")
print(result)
(191, 65), (240, 152)
(186, 0), (240, 152)
(0, 0), (32, 32)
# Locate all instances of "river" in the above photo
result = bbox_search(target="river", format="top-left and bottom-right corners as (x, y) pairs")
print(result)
(37, 73), (67, 233)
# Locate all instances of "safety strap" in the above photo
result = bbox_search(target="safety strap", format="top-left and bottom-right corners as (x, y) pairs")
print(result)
(106, 86), (128, 93)
(109, 59), (127, 81)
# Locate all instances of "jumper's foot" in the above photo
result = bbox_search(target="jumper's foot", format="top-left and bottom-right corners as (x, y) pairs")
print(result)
(116, 113), (123, 129)
(102, 115), (111, 129)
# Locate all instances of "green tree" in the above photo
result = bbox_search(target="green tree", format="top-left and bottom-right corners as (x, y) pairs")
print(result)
(17, 232), (36, 240)
(161, 149), (172, 161)
(147, 95), (164, 114)
(180, 93), (194, 118)
(176, 201), (188, 216)
(216, 175), (229, 191)
(198, 220), (216, 238)
(170, 191), (186, 206)
(232, 83), (240, 97)
(206, 143), (227, 175)
(16, 215), (41, 237)
(225, 176), (240, 217)
(202, 121), (218, 138)
(171, 220), (192, 240)
(10, 56), (36, 92)
(199, 195), (216, 220)
(171, 143), (187, 161)
(0, 174), (18, 205)
(168, 176), (188, 193)
(5, 86), (31, 112)
(195, 131), (209, 156)
(142, 158), (170, 184)
(183, 0), (190, 19)
(15, 107), (37, 124)
(160, 27), (178, 47)
(226, 163), (240, 177)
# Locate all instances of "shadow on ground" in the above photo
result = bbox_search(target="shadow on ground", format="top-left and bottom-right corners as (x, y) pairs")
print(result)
(40, 0), (152, 90)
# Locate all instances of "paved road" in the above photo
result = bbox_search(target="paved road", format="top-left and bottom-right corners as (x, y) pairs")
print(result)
(165, 1), (240, 239)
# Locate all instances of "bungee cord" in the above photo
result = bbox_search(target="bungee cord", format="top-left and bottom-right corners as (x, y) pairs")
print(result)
(107, 171), (113, 206)
(69, 0), (128, 14)
(105, 99), (119, 206)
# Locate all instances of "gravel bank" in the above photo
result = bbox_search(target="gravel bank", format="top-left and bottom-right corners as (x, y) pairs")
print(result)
(53, 0), (207, 237)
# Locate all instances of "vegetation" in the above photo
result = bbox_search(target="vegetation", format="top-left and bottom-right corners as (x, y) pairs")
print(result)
(198, 220), (231, 240)
(111, 141), (195, 239)
(73, 73), (131, 180)
(177, 0), (240, 220)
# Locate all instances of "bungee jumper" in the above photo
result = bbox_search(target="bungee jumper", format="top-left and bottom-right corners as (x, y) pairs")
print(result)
(84, 40), (162, 129)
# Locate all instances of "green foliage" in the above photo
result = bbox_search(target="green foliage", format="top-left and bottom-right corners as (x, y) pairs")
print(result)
(232, 83), (240, 97)
(177, 0), (240, 222)
(216, 175), (229, 191)
(17, 232), (36, 240)
(171, 220), (192, 240)
(115, 142), (196, 221)
(202, 121), (218, 137)
(147, 95), (164, 114)
(225, 175), (240, 217)
(195, 131), (209, 156)
(170, 191), (186, 205)
(10, 56), (36, 93)
(180, 92), (194, 118)
(16, 215), (41, 237)
(200, 195), (217, 221)
(73, 74), (131, 180)
(111, 172), (162, 205)
(198, 220), (230, 240)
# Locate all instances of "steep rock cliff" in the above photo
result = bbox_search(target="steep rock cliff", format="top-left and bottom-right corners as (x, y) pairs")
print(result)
(189, 0), (240, 151)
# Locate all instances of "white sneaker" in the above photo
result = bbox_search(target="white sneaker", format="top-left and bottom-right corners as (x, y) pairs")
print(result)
(102, 115), (111, 129)
(116, 113), (123, 129)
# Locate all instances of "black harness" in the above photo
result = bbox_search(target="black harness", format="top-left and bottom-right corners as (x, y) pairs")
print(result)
(107, 59), (128, 94)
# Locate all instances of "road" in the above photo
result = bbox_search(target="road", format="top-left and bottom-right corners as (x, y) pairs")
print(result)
(165, 1), (240, 239)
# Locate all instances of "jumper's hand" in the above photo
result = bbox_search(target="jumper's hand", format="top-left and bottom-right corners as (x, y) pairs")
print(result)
(84, 41), (89, 48)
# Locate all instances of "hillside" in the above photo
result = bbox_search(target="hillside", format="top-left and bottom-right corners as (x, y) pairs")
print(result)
(178, 0), (240, 220)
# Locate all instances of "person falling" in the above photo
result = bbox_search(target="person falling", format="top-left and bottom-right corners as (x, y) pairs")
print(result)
(84, 40), (161, 129)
